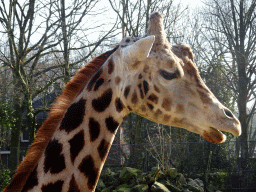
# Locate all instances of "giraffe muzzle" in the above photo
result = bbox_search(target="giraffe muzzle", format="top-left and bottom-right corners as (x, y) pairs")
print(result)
(220, 108), (241, 136)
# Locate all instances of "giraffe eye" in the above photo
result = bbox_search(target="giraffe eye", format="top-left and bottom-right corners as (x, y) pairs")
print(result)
(159, 70), (178, 80)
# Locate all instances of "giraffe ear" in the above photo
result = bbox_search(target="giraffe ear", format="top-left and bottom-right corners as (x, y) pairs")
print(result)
(122, 35), (155, 65)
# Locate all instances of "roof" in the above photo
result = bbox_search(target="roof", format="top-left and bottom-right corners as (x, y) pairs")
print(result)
(23, 89), (61, 121)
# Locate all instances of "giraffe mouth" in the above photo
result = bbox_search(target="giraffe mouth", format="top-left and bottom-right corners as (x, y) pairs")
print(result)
(202, 127), (226, 144)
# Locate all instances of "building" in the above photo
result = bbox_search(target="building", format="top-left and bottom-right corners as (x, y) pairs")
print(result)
(0, 88), (60, 167)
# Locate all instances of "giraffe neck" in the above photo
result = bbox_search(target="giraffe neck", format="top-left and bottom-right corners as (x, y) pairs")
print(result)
(4, 47), (127, 192)
(40, 102), (123, 191)
(27, 57), (128, 192)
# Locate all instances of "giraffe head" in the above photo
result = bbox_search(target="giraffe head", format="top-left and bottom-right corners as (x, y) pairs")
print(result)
(116, 12), (241, 143)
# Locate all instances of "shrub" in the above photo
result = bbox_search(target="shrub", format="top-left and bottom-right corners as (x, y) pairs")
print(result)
(97, 166), (208, 192)
(0, 164), (11, 191)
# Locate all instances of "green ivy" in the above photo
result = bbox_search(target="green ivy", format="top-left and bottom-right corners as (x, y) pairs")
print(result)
(0, 165), (11, 191)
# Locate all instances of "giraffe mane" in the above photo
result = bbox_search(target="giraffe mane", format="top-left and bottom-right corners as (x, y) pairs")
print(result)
(4, 46), (118, 192)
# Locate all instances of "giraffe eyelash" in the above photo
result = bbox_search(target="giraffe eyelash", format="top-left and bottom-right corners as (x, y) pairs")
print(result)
(159, 69), (179, 80)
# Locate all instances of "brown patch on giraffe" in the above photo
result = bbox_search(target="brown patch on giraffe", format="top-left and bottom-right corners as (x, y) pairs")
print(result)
(124, 85), (131, 99)
(190, 72), (205, 90)
(167, 58), (175, 68)
(143, 80), (149, 95)
(79, 155), (99, 190)
(183, 60), (198, 75)
(163, 115), (171, 123)
(68, 175), (80, 192)
(176, 104), (185, 114)
(162, 98), (172, 111)
(197, 89), (212, 104)
(138, 74), (143, 79)
(89, 118), (100, 142)
(60, 99), (86, 133)
(147, 103), (154, 110)
(41, 180), (64, 192)
(105, 116), (119, 133)
(115, 76), (121, 85)
(186, 67), (196, 78)
(155, 109), (163, 118)
(172, 43), (194, 62)
(172, 43), (208, 90)
(87, 69), (103, 92)
(173, 117), (185, 126)
(92, 88), (113, 112)
(143, 65), (150, 73)
(132, 60), (141, 69)
(115, 98), (124, 112)
(183, 60), (206, 90)
(148, 93), (158, 104)
(108, 58), (114, 74)
(94, 78), (104, 91)
(154, 85), (160, 93)
(131, 91), (138, 104)
(141, 105), (146, 112)
(69, 130), (85, 164)
(21, 165), (38, 192)
(98, 139), (110, 161)
(138, 84), (144, 99)
(125, 38), (131, 43)
(127, 106), (132, 111)
(3, 46), (118, 192)
(44, 139), (66, 174)
(184, 80), (196, 96)
(149, 73), (153, 81)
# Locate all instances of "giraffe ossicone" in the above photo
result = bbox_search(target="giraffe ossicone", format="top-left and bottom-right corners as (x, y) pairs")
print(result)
(4, 12), (241, 192)
(122, 35), (155, 63)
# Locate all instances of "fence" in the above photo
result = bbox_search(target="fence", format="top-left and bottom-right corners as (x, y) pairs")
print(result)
(1, 141), (256, 191)
(106, 141), (256, 191)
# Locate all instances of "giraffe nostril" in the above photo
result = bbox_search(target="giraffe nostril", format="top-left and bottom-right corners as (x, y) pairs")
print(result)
(224, 108), (234, 118)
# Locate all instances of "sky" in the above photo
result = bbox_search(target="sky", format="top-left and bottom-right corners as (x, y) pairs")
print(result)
(180, 0), (203, 8)
(84, 0), (204, 43)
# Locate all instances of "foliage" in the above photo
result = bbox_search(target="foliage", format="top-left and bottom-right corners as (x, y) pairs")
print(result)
(0, 103), (16, 147)
(97, 166), (210, 192)
(200, 58), (235, 111)
(0, 164), (11, 191)
(0, 103), (16, 128)
(207, 172), (228, 190)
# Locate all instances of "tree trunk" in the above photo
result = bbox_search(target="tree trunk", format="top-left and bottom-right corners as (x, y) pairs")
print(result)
(26, 95), (36, 144)
(236, 0), (249, 169)
(9, 127), (21, 175)
(9, 94), (22, 175)
(145, 0), (151, 30)
(127, 114), (144, 169)
(60, 0), (70, 83)
(121, 0), (128, 38)
(237, 55), (249, 169)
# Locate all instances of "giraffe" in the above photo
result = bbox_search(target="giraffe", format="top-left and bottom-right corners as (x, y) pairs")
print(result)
(3, 12), (241, 192)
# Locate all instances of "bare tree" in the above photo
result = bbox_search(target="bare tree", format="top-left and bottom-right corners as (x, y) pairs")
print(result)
(58, 0), (118, 82)
(109, 0), (187, 38)
(200, 0), (256, 168)
(0, 0), (116, 173)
